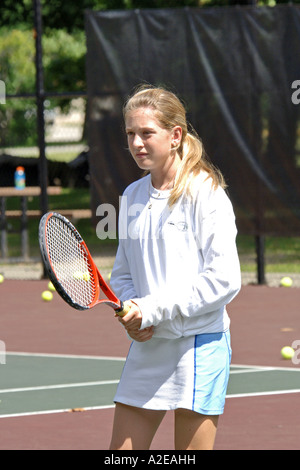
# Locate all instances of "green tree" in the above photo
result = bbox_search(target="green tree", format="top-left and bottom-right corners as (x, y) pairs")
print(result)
(0, 27), (86, 146)
(43, 30), (86, 94)
(0, 28), (35, 94)
(0, 0), (129, 31)
(0, 29), (36, 146)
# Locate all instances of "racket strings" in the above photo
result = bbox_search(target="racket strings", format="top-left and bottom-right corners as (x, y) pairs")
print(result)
(46, 217), (97, 307)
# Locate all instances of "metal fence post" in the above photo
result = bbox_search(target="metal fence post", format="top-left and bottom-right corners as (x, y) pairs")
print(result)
(33, 0), (48, 217)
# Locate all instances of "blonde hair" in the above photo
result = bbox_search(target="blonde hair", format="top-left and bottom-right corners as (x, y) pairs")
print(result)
(123, 85), (226, 206)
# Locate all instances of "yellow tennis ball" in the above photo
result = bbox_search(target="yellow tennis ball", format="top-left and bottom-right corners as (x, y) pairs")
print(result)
(73, 271), (83, 280)
(48, 281), (56, 292)
(73, 271), (90, 281)
(281, 346), (294, 360)
(280, 276), (293, 287)
(0, 274), (4, 284)
(107, 272), (111, 281)
(41, 290), (53, 302)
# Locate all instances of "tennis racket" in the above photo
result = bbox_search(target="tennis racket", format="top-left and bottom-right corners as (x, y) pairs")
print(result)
(39, 211), (130, 315)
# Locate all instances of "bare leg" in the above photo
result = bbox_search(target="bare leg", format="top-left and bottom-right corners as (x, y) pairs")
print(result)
(109, 403), (166, 450)
(174, 408), (219, 450)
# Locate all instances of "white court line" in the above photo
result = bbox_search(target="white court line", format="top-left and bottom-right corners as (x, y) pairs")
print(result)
(227, 389), (300, 399)
(1, 388), (300, 420)
(0, 404), (116, 419)
(0, 351), (123, 418)
(0, 380), (119, 395)
(232, 363), (300, 372)
(230, 368), (275, 374)
(0, 358), (299, 419)
(6, 355), (299, 371)
(228, 364), (300, 397)
(5, 351), (126, 361)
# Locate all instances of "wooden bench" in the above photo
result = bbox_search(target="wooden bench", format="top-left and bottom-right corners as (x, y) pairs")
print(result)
(1, 209), (92, 261)
(5, 209), (92, 220)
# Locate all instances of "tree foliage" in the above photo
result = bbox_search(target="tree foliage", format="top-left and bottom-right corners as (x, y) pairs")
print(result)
(1, 0), (298, 33)
(0, 27), (86, 146)
(0, 29), (35, 94)
(43, 30), (86, 93)
(0, 0), (298, 147)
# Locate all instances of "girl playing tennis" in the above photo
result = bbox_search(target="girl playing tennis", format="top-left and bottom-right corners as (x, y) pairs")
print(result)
(109, 85), (241, 450)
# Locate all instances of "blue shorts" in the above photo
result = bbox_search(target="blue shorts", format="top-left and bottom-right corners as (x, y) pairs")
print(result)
(192, 330), (232, 414)
(114, 330), (232, 415)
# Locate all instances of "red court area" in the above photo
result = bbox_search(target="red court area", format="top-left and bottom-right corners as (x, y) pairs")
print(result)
(0, 279), (300, 450)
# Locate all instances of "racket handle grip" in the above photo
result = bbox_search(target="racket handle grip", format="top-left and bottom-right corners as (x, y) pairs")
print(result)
(116, 301), (131, 317)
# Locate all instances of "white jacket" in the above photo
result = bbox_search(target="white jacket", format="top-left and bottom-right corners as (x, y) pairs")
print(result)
(111, 173), (241, 339)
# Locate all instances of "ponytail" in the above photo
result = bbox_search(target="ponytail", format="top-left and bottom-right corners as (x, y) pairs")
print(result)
(169, 131), (226, 206)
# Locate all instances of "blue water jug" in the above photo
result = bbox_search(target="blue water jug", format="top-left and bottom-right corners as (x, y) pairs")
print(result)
(14, 166), (26, 190)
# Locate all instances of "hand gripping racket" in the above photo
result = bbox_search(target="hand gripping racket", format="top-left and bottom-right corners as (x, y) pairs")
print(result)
(39, 212), (130, 315)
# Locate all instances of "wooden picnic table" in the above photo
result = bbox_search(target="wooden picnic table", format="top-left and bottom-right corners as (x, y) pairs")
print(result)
(0, 186), (62, 261)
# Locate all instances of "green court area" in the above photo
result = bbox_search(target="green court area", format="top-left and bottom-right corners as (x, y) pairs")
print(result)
(0, 353), (299, 418)
(0, 353), (124, 417)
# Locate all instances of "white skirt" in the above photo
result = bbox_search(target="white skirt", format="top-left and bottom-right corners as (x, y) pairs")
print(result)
(114, 331), (231, 415)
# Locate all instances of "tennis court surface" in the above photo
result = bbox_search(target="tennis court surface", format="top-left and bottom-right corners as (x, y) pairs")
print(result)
(0, 279), (299, 449)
